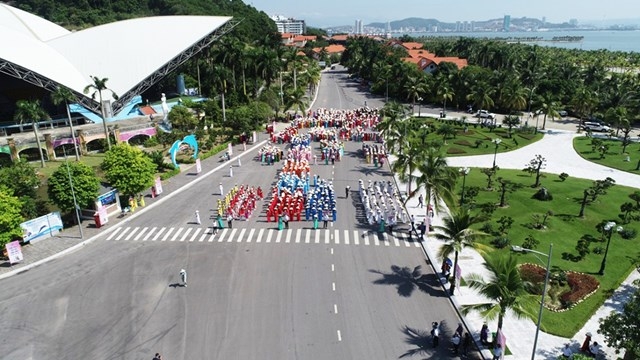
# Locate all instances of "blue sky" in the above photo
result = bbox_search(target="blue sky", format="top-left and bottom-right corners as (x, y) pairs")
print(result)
(245, 0), (640, 27)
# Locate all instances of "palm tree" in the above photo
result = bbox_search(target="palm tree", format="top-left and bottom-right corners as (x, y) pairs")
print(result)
(392, 144), (426, 204)
(14, 100), (49, 168)
(83, 76), (119, 150)
(537, 93), (561, 130)
(466, 82), (495, 113)
(571, 87), (597, 134)
(404, 75), (427, 113)
(412, 148), (457, 215)
(605, 106), (628, 137)
(377, 101), (406, 154)
(51, 86), (80, 161)
(436, 80), (455, 116)
(435, 206), (489, 295)
(284, 87), (306, 116)
(460, 255), (539, 335)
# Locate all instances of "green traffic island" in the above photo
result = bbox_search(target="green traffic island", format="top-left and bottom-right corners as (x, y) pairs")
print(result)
(573, 136), (640, 175)
(399, 116), (543, 157)
(456, 168), (639, 338)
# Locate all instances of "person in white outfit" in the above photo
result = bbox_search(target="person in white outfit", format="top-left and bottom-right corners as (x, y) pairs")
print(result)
(195, 210), (201, 225)
(180, 269), (187, 287)
(219, 183), (224, 196)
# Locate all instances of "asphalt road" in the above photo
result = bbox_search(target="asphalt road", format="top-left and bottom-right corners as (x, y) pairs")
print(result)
(0, 66), (478, 359)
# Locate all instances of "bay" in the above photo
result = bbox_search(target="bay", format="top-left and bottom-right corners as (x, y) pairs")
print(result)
(407, 30), (640, 52)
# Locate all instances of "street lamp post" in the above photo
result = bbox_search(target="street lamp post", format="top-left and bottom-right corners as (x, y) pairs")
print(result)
(63, 147), (84, 240)
(459, 167), (470, 206)
(512, 244), (553, 360)
(417, 97), (423, 117)
(599, 221), (623, 275)
(492, 138), (502, 168)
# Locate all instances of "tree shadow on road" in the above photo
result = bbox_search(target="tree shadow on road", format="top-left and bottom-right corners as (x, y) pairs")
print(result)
(398, 322), (452, 359)
(369, 265), (446, 298)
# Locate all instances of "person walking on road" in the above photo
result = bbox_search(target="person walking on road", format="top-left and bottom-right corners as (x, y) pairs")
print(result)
(227, 214), (233, 228)
(345, 185), (350, 199)
(229, 165), (233, 177)
(195, 210), (201, 225)
(322, 212), (329, 229)
(153, 353), (162, 360)
(431, 321), (440, 348)
(418, 194), (424, 208)
(219, 182), (224, 196)
(180, 269), (187, 287)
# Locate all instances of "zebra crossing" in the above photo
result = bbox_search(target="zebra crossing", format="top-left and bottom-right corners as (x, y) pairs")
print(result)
(104, 226), (423, 248)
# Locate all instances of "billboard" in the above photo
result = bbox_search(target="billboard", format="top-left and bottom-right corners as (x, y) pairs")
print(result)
(21, 212), (63, 243)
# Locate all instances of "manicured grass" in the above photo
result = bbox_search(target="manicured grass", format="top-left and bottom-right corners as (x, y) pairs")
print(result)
(457, 168), (640, 338)
(411, 117), (544, 157)
(573, 135), (640, 175)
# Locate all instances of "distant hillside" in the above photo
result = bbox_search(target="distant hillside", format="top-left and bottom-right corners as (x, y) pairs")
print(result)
(6, 0), (276, 42)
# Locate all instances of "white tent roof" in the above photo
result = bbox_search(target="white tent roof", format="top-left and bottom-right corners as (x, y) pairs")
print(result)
(0, 3), (231, 111)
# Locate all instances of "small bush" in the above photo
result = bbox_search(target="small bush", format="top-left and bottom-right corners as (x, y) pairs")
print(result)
(575, 237), (591, 259)
(532, 187), (553, 201)
(491, 236), (510, 249)
(619, 228), (637, 240)
(558, 172), (569, 182)
(474, 139), (484, 148)
(480, 222), (495, 235)
(453, 140), (472, 147)
(522, 234), (539, 250)
(592, 246), (604, 255)
(446, 147), (466, 154)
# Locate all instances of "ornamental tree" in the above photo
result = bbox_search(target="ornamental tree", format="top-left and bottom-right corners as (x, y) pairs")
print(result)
(598, 280), (640, 359)
(523, 154), (547, 187)
(47, 161), (100, 213)
(102, 143), (156, 197)
(0, 188), (25, 246)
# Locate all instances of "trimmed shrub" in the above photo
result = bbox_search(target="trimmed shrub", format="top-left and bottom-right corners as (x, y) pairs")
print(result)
(491, 236), (510, 249)
(619, 228), (637, 240)
(532, 187), (553, 201)
(446, 147), (466, 155)
(453, 139), (473, 147)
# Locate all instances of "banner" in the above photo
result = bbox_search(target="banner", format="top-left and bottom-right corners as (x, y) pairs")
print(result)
(455, 263), (462, 280)
(21, 212), (63, 243)
(196, 158), (202, 173)
(5, 241), (23, 264)
(98, 189), (118, 207)
(154, 177), (163, 195)
(97, 205), (108, 225)
(227, 142), (233, 156)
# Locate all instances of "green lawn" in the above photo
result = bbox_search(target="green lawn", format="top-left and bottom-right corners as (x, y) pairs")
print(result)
(573, 135), (640, 175)
(410, 117), (544, 157)
(457, 168), (640, 338)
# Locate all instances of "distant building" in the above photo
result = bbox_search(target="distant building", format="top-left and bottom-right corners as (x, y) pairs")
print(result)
(503, 15), (511, 32)
(272, 15), (306, 35)
(354, 19), (364, 34)
(569, 18), (578, 26)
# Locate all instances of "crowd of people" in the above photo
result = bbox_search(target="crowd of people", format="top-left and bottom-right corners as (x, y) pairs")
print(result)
(257, 143), (284, 165)
(305, 179), (336, 224)
(358, 179), (406, 229)
(216, 185), (264, 220)
(362, 143), (387, 166)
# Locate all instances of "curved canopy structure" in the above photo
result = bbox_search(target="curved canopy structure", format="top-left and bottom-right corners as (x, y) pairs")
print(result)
(0, 3), (236, 116)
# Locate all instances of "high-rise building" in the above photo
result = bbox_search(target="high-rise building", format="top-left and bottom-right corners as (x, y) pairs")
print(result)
(353, 19), (364, 34)
(271, 15), (306, 34)
(503, 15), (511, 32)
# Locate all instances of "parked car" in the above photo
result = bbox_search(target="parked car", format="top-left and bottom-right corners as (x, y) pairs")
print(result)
(558, 110), (568, 117)
(582, 122), (610, 132)
(476, 110), (496, 119)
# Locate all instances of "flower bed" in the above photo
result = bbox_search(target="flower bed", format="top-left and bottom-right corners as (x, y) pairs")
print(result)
(518, 263), (600, 312)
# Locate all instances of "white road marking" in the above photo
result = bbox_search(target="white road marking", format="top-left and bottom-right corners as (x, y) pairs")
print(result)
(295, 229), (302, 243)
(134, 227), (148, 241)
(237, 228), (246, 242)
(334, 304), (338, 314)
(161, 227), (174, 241)
(392, 233), (400, 247)
(179, 228), (191, 242)
(332, 282), (336, 291)
(344, 230), (349, 245)
(143, 227), (156, 241)
(325, 229), (330, 244)
(374, 234), (380, 246)
(266, 229), (273, 243)
(337, 330), (342, 342)
(275, 230), (283, 243)
(353, 230), (359, 245)
(115, 227), (129, 241)
(305, 229), (311, 243)
(152, 227), (165, 241)
(171, 228), (183, 242)
(331, 264), (335, 272)
(246, 228), (255, 243)
(125, 227), (140, 241)
(256, 229), (264, 243)
(227, 228), (237, 242)
(106, 227), (122, 240)
(334, 230), (340, 244)
(285, 229), (293, 243)
(364, 232), (370, 246)
(189, 228), (201, 242)
(315, 230), (320, 244)
(217, 228), (228, 242)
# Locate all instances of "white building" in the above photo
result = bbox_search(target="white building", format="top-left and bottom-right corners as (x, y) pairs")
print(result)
(272, 15), (306, 34)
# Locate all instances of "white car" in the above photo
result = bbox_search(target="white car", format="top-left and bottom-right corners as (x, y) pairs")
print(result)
(582, 122), (610, 132)
(558, 110), (568, 117)
(476, 110), (496, 119)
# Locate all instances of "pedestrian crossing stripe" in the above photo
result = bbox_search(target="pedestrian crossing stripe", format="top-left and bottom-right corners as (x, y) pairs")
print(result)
(104, 226), (423, 248)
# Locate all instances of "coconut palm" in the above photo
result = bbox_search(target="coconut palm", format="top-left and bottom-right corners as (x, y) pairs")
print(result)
(83, 76), (119, 150)
(460, 255), (539, 335)
(392, 143), (426, 204)
(51, 86), (80, 161)
(537, 93), (561, 130)
(284, 87), (306, 116)
(436, 80), (455, 116)
(435, 206), (489, 295)
(14, 100), (49, 168)
(377, 101), (407, 154)
(412, 148), (457, 215)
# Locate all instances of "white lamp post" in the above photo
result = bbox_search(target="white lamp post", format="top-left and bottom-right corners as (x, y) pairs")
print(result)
(492, 138), (502, 168)
(599, 221), (623, 275)
(512, 244), (552, 360)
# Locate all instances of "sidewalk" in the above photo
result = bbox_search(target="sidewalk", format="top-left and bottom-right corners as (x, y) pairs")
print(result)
(0, 124), (292, 279)
(394, 128), (640, 359)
